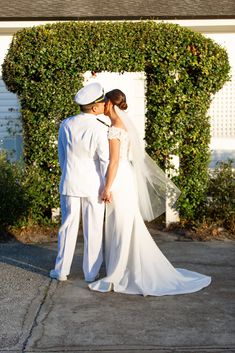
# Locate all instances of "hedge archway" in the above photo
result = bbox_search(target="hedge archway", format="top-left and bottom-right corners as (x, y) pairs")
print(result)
(2, 21), (230, 223)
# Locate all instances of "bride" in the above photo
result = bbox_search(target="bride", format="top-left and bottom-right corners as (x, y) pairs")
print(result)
(88, 89), (211, 296)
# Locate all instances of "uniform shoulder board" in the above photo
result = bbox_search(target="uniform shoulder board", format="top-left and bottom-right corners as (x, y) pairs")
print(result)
(96, 118), (110, 127)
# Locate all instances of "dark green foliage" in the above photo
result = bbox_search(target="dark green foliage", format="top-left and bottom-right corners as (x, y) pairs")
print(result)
(205, 160), (235, 231)
(0, 152), (30, 230)
(2, 21), (230, 223)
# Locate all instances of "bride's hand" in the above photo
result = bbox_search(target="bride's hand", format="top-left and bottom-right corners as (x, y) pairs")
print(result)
(101, 188), (112, 203)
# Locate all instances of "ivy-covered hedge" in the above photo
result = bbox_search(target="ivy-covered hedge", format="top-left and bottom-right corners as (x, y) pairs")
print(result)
(2, 21), (230, 223)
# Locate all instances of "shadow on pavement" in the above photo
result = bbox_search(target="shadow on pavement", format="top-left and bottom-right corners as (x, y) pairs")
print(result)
(0, 241), (59, 277)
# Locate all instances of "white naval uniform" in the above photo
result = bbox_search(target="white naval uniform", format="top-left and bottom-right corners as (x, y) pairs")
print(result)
(53, 112), (109, 281)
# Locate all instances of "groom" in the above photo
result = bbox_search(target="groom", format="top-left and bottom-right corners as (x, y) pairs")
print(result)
(50, 82), (109, 282)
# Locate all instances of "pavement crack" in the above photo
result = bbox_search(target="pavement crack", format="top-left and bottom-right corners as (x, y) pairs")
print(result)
(22, 279), (58, 353)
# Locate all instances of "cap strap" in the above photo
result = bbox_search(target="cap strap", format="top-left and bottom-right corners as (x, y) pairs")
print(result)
(96, 118), (110, 127)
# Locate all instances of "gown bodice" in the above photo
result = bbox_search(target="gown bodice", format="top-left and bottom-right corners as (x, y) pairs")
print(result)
(108, 126), (130, 160)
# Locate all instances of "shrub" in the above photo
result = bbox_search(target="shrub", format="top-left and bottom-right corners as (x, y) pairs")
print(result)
(204, 160), (235, 232)
(0, 152), (30, 232)
(2, 21), (230, 223)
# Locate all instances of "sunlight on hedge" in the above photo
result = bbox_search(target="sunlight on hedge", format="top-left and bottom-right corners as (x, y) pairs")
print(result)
(2, 21), (230, 223)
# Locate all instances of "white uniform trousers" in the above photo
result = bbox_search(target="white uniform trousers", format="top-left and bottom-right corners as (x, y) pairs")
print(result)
(54, 194), (105, 281)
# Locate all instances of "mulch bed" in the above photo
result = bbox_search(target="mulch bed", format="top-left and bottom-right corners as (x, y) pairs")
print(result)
(1, 221), (234, 243)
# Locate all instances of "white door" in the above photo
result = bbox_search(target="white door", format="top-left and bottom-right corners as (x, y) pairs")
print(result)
(84, 71), (146, 143)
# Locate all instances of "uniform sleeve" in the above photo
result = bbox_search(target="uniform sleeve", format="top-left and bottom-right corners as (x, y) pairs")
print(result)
(58, 123), (66, 170)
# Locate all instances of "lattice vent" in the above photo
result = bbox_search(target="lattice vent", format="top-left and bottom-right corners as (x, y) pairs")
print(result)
(209, 67), (235, 138)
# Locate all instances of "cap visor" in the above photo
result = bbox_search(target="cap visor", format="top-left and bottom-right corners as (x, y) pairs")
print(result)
(94, 93), (108, 103)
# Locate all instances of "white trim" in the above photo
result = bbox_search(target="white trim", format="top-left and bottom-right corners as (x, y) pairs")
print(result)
(162, 19), (235, 33)
(210, 138), (235, 150)
(0, 20), (69, 35)
(0, 19), (235, 35)
(0, 20), (67, 28)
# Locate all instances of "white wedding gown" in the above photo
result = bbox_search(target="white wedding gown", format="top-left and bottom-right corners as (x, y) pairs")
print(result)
(89, 126), (211, 296)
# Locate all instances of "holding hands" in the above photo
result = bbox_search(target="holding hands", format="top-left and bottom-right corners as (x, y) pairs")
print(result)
(101, 187), (112, 203)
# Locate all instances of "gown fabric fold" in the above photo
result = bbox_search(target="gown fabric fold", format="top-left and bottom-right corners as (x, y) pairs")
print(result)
(89, 126), (211, 296)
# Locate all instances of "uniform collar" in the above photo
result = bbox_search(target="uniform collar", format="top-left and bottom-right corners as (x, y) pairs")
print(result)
(79, 112), (97, 119)
(78, 113), (110, 126)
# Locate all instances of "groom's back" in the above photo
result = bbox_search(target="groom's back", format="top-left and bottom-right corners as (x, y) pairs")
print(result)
(58, 113), (109, 197)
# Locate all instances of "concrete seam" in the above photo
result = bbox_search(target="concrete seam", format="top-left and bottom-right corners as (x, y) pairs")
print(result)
(22, 345), (235, 352)
(22, 279), (58, 353)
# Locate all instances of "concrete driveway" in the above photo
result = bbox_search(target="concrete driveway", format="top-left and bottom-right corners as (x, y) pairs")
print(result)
(0, 232), (234, 353)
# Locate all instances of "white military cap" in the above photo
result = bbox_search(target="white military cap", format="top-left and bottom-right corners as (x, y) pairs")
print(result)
(74, 82), (106, 105)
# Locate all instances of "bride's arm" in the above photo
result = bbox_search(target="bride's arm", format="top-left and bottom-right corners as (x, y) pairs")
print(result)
(101, 138), (120, 202)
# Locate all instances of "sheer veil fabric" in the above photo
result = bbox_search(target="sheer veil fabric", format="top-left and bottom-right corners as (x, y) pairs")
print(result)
(114, 106), (181, 221)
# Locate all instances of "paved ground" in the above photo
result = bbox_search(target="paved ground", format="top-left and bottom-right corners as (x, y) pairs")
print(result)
(0, 231), (234, 353)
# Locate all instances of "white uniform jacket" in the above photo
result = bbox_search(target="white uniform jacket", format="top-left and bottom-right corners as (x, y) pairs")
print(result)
(58, 113), (109, 197)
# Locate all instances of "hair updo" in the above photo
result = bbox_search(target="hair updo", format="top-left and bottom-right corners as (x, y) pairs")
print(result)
(105, 89), (128, 110)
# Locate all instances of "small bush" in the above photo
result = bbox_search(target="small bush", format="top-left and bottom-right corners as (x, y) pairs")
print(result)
(170, 160), (235, 240)
(0, 152), (30, 233)
(205, 160), (235, 232)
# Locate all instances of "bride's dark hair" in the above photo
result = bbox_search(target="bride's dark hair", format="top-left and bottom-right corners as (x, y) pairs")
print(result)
(105, 89), (128, 110)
